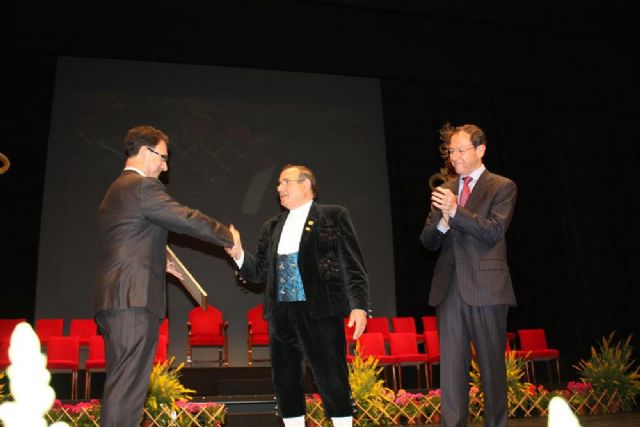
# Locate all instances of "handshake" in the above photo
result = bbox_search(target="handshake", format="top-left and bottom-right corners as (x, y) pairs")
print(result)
(224, 224), (243, 261)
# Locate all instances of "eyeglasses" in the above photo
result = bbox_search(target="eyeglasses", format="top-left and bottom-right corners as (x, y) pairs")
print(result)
(447, 146), (476, 156)
(277, 178), (305, 187)
(147, 146), (168, 162)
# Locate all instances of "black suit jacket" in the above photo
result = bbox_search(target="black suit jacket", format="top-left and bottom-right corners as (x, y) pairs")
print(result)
(420, 169), (517, 307)
(94, 170), (233, 318)
(239, 202), (370, 319)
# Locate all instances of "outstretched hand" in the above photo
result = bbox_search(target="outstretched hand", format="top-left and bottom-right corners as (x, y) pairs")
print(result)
(224, 224), (244, 261)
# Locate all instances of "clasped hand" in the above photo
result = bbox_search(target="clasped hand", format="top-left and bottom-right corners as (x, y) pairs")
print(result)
(431, 186), (458, 219)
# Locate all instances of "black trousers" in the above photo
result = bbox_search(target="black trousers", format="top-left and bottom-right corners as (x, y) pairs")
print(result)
(269, 302), (352, 418)
(96, 307), (161, 427)
(437, 284), (509, 427)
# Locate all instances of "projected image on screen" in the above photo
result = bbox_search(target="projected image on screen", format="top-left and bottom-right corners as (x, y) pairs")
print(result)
(36, 57), (394, 365)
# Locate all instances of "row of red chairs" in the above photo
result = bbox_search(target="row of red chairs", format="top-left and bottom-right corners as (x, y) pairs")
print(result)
(347, 327), (560, 390)
(348, 331), (441, 390)
(0, 318), (170, 399)
(344, 316), (438, 344)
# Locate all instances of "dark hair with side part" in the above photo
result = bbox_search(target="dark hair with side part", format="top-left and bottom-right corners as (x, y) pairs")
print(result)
(123, 125), (170, 158)
(439, 123), (487, 147)
(281, 164), (317, 198)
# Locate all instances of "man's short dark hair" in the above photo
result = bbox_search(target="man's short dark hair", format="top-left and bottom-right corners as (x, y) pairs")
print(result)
(281, 164), (317, 198)
(440, 123), (487, 147)
(124, 125), (169, 157)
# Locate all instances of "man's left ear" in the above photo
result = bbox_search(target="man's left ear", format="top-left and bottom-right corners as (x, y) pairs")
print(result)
(477, 144), (487, 158)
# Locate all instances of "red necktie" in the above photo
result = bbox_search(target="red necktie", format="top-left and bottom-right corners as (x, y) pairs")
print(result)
(458, 176), (472, 207)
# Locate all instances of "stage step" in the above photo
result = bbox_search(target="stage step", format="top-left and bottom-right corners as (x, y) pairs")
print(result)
(192, 394), (276, 414)
(225, 412), (282, 427)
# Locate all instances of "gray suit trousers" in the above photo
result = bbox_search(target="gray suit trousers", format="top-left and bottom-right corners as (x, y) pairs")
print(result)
(437, 282), (508, 427)
(96, 308), (161, 427)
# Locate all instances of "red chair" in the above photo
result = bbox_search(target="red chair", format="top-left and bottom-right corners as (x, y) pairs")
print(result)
(247, 304), (269, 366)
(186, 304), (229, 367)
(364, 317), (390, 341)
(35, 318), (64, 347)
(0, 318), (27, 339)
(0, 336), (10, 370)
(69, 318), (98, 347)
(391, 317), (423, 343)
(423, 330), (441, 389)
(84, 335), (106, 399)
(518, 329), (561, 383)
(353, 332), (398, 390)
(421, 316), (437, 332)
(154, 334), (169, 365)
(389, 333), (430, 389)
(46, 335), (80, 399)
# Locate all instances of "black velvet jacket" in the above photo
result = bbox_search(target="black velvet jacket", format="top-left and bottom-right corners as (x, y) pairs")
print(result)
(239, 202), (370, 319)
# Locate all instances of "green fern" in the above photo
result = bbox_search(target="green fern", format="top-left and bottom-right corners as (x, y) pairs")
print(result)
(574, 332), (640, 411)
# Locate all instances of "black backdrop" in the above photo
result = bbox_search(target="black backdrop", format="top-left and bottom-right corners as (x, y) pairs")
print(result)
(1, 1), (639, 380)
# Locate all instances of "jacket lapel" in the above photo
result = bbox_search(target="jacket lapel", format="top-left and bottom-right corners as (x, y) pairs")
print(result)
(299, 202), (318, 256)
(272, 212), (288, 253)
(465, 169), (491, 210)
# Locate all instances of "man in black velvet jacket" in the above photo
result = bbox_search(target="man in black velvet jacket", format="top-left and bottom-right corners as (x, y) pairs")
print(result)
(226, 164), (369, 427)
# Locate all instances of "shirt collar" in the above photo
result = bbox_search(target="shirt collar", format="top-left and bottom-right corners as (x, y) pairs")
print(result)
(288, 200), (313, 220)
(124, 166), (146, 177)
(461, 164), (485, 184)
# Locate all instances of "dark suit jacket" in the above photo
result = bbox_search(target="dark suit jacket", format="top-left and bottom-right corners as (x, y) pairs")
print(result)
(420, 169), (517, 307)
(94, 170), (233, 318)
(239, 202), (370, 319)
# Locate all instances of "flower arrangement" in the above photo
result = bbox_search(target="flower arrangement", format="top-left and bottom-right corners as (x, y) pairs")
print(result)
(394, 390), (425, 424)
(144, 357), (195, 424)
(173, 401), (227, 427)
(348, 341), (396, 426)
(46, 399), (101, 427)
(574, 332), (640, 411)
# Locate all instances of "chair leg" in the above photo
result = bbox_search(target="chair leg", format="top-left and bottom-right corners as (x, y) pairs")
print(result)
(71, 370), (78, 400)
(218, 348), (223, 367)
(390, 366), (397, 391)
(186, 343), (192, 367)
(554, 358), (561, 383)
(530, 361), (537, 385)
(522, 361), (531, 383)
(84, 371), (91, 400)
(547, 360), (553, 383)
(397, 365), (403, 390)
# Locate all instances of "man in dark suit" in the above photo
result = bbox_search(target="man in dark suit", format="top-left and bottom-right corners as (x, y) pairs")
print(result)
(226, 164), (369, 427)
(420, 124), (517, 427)
(93, 125), (233, 427)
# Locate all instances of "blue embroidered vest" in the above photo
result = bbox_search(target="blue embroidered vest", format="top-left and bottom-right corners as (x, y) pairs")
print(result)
(276, 252), (306, 302)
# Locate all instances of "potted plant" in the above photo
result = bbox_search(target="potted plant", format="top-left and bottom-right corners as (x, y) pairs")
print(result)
(143, 357), (195, 426)
(574, 332), (640, 412)
(348, 341), (395, 426)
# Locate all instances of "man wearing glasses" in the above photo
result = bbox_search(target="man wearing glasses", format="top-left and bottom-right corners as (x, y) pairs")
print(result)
(420, 123), (517, 427)
(94, 125), (234, 427)
(226, 164), (370, 427)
